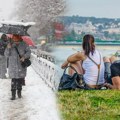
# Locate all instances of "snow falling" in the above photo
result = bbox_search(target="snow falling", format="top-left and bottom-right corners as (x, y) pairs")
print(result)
(0, 0), (65, 119)
(0, 66), (60, 120)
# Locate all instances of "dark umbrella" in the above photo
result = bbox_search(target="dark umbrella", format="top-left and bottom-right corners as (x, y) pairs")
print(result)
(0, 21), (35, 36)
(0, 24), (30, 36)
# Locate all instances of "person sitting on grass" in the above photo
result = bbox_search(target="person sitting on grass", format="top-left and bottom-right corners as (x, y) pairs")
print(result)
(61, 34), (105, 90)
(104, 56), (120, 90)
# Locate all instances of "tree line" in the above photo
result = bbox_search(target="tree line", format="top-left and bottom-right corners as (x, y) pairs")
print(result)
(59, 16), (120, 25)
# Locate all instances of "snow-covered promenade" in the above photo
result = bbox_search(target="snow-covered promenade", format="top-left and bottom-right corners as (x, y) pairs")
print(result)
(0, 66), (60, 120)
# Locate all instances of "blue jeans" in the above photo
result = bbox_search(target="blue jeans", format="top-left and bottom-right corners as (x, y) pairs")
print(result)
(104, 62), (112, 84)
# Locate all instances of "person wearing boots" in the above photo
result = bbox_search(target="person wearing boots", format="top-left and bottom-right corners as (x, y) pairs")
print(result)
(0, 34), (9, 78)
(4, 34), (31, 100)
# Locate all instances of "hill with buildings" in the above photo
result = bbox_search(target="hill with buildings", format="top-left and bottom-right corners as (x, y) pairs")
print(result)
(58, 16), (120, 41)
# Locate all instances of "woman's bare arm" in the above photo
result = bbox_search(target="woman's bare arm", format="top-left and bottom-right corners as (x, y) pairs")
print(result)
(61, 52), (86, 69)
(67, 52), (86, 63)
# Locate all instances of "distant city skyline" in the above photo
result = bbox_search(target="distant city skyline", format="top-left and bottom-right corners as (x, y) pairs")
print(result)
(64, 0), (120, 19)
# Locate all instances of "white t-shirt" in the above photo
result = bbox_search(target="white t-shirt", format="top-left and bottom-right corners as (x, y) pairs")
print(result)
(82, 50), (105, 85)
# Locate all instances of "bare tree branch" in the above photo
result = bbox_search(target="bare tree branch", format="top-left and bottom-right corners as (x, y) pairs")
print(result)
(12, 0), (66, 39)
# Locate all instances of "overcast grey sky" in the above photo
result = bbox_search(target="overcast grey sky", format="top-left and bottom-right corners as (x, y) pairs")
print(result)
(0, 0), (120, 19)
(65, 0), (120, 18)
(0, 0), (15, 20)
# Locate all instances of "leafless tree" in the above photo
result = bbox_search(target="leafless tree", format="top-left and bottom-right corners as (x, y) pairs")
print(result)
(12, 0), (66, 39)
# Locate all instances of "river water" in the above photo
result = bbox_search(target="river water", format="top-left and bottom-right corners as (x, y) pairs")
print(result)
(51, 45), (120, 66)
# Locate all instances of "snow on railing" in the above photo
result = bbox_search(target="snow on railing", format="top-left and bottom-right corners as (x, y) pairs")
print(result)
(31, 53), (62, 91)
(31, 49), (55, 63)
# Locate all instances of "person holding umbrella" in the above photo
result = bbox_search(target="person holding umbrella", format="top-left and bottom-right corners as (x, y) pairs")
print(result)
(5, 34), (31, 100)
(0, 34), (8, 79)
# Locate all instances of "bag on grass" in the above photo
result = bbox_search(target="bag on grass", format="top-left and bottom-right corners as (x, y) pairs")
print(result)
(58, 66), (84, 90)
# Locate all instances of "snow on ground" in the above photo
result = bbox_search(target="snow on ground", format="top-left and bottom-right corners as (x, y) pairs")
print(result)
(0, 67), (60, 120)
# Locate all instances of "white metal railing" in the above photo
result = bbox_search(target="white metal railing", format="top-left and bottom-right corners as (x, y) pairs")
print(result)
(31, 49), (55, 63)
(31, 53), (62, 91)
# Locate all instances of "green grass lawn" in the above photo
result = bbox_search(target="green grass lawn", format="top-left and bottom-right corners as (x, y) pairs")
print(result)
(57, 90), (120, 120)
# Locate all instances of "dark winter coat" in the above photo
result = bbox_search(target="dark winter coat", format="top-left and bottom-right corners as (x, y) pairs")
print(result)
(0, 39), (8, 78)
(0, 39), (8, 56)
(4, 41), (31, 79)
(0, 55), (7, 78)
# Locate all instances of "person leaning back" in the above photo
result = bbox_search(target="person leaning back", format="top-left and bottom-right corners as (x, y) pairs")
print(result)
(104, 56), (120, 90)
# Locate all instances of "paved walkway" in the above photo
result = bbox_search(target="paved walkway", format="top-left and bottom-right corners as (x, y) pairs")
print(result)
(0, 67), (60, 120)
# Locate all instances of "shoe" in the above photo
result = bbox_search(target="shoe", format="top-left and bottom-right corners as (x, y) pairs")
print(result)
(10, 96), (16, 100)
(10, 90), (16, 100)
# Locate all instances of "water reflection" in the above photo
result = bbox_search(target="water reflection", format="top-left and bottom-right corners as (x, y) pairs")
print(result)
(51, 45), (118, 66)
